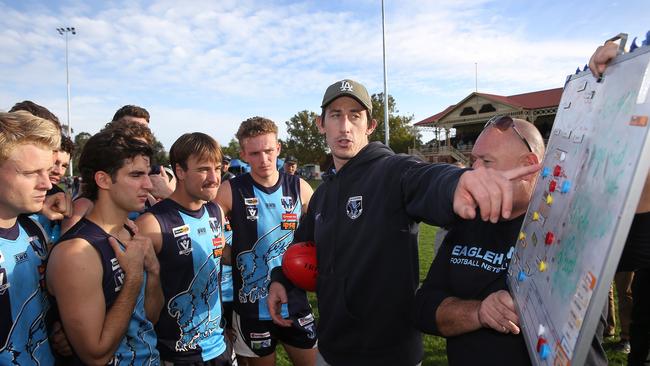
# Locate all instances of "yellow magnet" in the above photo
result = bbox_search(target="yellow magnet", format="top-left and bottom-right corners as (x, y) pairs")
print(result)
(539, 261), (547, 272)
(519, 232), (526, 240)
(532, 212), (540, 221)
(546, 194), (553, 205)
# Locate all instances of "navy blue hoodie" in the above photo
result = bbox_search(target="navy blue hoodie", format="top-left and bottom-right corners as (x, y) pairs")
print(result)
(273, 142), (464, 366)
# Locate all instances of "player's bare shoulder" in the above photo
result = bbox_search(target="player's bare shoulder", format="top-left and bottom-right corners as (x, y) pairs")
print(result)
(215, 178), (233, 214)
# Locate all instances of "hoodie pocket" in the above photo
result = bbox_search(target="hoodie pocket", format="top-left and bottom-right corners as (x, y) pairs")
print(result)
(317, 273), (365, 351)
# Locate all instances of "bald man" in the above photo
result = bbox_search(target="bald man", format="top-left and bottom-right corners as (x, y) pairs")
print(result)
(414, 116), (608, 365)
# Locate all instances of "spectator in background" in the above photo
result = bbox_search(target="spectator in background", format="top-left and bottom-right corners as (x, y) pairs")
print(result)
(222, 155), (236, 181)
(112, 104), (150, 125)
(283, 155), (298, 175)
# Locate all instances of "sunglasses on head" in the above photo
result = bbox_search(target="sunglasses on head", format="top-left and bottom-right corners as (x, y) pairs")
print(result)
(483, 115), (532, 153)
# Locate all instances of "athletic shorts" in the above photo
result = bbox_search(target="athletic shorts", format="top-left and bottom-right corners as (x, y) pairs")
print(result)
(161, 341), (234, 366)
(231, 310), (317, 357)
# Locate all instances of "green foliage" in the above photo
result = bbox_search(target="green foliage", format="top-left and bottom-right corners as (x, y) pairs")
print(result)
(221, 138), (240, 159)
(151, 136), (169, 166)
(72, 131), (92, 173)
(283, 110), (328, 165)
(370, 93), (421, 153)
(71, 131), (169, 173)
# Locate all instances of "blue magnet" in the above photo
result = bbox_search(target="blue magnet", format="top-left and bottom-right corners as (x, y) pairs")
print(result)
(561, 180), (571, 193)
(631, 37), (639, 52)
(541, 167), (551, 178)
(575, 67), (581, 74)
(583, 64), (589, 71)
(517, 271), (526, 282)
(644, 30), (650, 46)
(539, 343), (551, 360)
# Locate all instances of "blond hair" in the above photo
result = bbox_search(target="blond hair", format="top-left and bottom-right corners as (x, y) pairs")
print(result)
(236, 117), (278, 146)
(0, 111), (61, 164)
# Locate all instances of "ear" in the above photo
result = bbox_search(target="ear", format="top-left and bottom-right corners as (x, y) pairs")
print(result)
(519, 152), (540, 181)
(366, 118), (378, 135)
(95, 171), (112, 190)
(174, 163), (186, 181)
(316, 116), (325, 134)
(276, 141), (282, 155)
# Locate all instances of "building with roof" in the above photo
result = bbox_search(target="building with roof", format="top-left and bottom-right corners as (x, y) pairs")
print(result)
(411, 87), (563, 165)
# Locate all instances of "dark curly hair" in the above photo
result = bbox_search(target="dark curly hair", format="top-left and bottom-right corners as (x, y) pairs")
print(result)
(79, 128), (153, 201)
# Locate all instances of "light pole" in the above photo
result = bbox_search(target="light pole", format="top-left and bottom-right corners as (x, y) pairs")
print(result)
(56, 26), (76, 176)
(381, 0), (389, 147)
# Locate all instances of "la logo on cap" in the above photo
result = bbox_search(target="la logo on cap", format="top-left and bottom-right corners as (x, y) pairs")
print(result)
(340, 80), (353, 92)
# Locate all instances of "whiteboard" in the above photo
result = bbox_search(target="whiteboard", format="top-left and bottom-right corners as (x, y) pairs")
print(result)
(507, 42), (650, 366)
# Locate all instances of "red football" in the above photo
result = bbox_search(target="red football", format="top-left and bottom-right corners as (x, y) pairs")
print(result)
(282, 241), (318, 291)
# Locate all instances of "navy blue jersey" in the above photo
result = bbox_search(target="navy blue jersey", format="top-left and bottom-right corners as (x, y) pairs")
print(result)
(221, 217), (233, 303)
(147, 199), (227, 362)
(229, 172), (309, 320)
(52, 218), (159, 365)
(0, 215), (54, 365)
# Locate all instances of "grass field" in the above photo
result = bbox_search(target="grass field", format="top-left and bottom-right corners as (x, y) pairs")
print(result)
(274, 180), (627, 365)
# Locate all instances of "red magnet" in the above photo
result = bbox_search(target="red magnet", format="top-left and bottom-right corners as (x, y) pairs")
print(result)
(549, 180), (557, 192)
(553, 165), (562, 177)
(536, 337), (547, 352)
(545, 232), (554, 245)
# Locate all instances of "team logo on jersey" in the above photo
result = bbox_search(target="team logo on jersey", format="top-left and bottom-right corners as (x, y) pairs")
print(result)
(28, 236), (47, 260)
(340, 80), (354, 92)
(281, 196), (294, 212)
(244, 198), (259, 206)
(173, 224), (191, 237)
(14, 252), (28, 264)
(346, 196), (363, 219)
(177, 237), (193, 255)
(209, 218), (221, 236)
(246, 206), (258, 221)
(0, 267), (10, 295)
(197, 227), (207, 236)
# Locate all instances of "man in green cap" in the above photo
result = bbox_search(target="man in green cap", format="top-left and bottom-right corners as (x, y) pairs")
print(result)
(268, 79), (538, 366)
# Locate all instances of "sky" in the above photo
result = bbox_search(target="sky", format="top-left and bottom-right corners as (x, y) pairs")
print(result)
(1, 0), (648, 150)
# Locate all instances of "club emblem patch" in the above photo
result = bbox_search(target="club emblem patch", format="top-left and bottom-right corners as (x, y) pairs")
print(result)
(209, 218), (221, 235)
(281, 196), (294, 212)
(346, 196), (363, 219)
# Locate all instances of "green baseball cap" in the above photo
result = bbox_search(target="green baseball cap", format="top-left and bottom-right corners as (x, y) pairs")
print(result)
(321, 79), (373, 114)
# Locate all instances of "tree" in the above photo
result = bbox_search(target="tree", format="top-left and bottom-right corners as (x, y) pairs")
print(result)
(221, 138), (240, 159)
(370, 93), (421, 153)
(284, 110), (328, 165)
(151, 137), (169, 166)
(72, 132), (92, 174)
